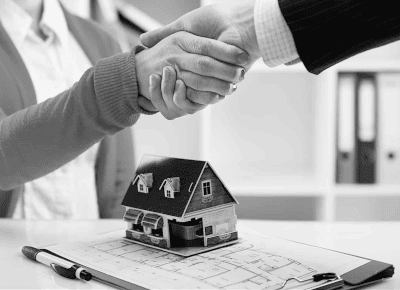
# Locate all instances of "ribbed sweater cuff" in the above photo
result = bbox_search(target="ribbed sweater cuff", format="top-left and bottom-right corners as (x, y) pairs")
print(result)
(94, 45), (153, 129)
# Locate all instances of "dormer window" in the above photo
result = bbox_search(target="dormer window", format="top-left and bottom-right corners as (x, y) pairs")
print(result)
(137, 180), (146, 193)
(133, 173), (153, 193)
(160, 177), (180, 199)
(202, 180), (212, 196)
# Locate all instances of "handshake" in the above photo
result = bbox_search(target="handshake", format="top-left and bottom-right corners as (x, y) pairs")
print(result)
(135, 1), (261, 120)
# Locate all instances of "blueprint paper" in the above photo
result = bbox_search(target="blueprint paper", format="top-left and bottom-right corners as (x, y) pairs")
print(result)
(45, 230), (369, 289)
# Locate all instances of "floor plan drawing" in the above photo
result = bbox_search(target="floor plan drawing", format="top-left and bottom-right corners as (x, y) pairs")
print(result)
(46, 230), (368, 289)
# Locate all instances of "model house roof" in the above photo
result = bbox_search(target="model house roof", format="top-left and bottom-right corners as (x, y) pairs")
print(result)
(121, 154), (236, 217)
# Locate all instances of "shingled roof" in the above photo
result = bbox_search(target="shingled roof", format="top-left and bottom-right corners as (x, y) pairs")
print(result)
(121, 155), (234, 217)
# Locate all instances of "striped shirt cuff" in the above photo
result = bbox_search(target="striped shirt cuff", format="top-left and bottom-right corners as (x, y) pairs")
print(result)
(254, 0), (299, 67)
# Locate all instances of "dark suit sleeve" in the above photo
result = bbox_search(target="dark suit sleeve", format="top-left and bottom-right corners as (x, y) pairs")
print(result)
(278, 0), (400, 74)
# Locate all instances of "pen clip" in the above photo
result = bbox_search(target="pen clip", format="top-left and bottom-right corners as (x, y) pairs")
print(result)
(313, 272), (338, 282)
(50, 263), (77, 279)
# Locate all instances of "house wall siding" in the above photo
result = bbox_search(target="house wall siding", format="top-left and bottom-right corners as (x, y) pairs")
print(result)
(202, 206), (237, 238)
(185, 167), (235, 214)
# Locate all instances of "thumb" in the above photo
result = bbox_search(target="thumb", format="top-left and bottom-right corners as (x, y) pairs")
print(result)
(140, 21), (183, 47)
(174, 79), (185, 94)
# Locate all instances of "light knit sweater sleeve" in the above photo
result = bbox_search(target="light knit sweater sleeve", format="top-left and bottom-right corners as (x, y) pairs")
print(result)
(254, 0), (299, 67)
(0, 46), (145, 191)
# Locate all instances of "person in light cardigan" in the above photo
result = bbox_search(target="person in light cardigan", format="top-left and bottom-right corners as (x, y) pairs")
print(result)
(0, 0), (248, 218)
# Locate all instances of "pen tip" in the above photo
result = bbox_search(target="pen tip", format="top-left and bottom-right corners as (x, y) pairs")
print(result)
(22, 246), (40, 260)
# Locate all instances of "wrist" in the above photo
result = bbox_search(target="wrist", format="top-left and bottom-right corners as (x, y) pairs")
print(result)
(94, 51), (141, 130)
(254, 0), (299, 67)
(135, 48), (152, 99)
(231, 0), (261, 61)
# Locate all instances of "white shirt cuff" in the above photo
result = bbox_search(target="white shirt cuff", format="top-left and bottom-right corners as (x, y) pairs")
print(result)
(254, 0), (299, 67)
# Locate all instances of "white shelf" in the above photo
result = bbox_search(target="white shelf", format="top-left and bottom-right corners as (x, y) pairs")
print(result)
(250, 56), (400, 74)
(224, 171), (323, 196)
(230, 186), (323, 196)
(248, 56), (400, 74)
(229, 184), (400, 197)
(334, 59), (400, 72)
(334, 184), (400, 196)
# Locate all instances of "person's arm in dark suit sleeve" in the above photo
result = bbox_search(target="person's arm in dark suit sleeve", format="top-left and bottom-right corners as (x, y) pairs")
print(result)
(139, 0), (400, 75)
(278, 0), (400, 74)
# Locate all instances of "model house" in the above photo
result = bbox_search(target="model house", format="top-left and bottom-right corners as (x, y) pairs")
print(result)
(121, 154), (238, 254)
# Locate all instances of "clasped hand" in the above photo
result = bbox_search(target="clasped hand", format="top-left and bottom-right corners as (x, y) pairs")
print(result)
(136, 31), (249, 120)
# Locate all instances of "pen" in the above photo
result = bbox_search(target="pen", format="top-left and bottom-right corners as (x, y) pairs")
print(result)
(22, 246), (92, 281)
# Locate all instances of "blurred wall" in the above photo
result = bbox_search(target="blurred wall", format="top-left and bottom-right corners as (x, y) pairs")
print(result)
(128, 0), (201, 25)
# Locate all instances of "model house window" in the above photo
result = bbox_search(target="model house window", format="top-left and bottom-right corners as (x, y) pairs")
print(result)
(132, 224), (143, 232)
(205, 226), (213, 236)
(202, 181), (212, 196)
(139, 184), (144, 192)
(152, 228), (163, 237)
(166, 190), (171, 198)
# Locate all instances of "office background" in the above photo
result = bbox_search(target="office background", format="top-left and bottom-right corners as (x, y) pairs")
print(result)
(61, 0), (400, 222)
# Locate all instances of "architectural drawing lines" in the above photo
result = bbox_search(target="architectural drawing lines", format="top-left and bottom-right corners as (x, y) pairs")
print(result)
(64, 237), (320, 289)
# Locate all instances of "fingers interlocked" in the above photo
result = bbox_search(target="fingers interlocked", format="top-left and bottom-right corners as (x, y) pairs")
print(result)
(141, 31), (248, 120)
(149, 67), (208, 120)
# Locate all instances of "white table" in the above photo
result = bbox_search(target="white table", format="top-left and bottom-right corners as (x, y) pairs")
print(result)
(0, 220), (398, 289)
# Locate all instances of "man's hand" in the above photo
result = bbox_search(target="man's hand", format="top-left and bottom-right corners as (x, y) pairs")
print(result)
(140, 0), (261, 71)
(135, 31), (246, 103)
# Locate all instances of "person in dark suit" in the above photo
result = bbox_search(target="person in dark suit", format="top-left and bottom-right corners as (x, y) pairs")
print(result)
(140, 0), (400, 75)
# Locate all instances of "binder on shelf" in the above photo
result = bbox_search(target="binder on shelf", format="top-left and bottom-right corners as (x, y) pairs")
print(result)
(377, 73), (400, 184)
(336, 74), (357, 183)
(355, 73), (378, 184)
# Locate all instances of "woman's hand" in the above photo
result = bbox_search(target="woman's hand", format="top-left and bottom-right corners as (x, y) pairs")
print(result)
(149, 66), (224, 120)
(138, 66), (226, 120)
